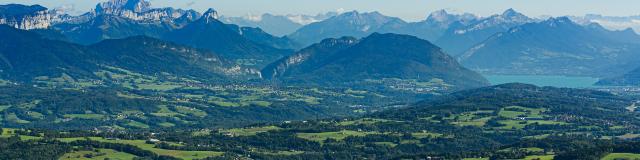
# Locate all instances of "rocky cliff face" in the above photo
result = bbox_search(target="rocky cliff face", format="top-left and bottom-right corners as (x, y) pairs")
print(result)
(0, 0), (201, 30)
(0, 4), (67, 30)
(93, 0), (199, 22)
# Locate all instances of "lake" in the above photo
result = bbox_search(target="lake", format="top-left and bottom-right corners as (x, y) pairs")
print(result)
(484, 75), (600, 88)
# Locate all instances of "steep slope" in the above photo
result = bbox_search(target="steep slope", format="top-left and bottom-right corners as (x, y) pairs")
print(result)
(54, 14), (176, 45)
(52, 0), (200, 44)
(435, 9), (534, 56)
(459, 17), (640, 76)
(288, 11), (406, 46)
(226, 24), (302, 49)
(597, 67), (640, 86)
(261, 37), (360, 79)
(0, 25), (99, 81)
(263, 33), (489, 89)
(0, 25), (245, 82)
(164, 9), (292, 67)
(89, 36), (236, 79)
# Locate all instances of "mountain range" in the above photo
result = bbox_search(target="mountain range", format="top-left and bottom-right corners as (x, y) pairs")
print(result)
(0, 4), (68, 30)
(3, 0), (640, 82)
(220, 12), (337, 36)
(571, 14), (640, 34)
(262, 33), (489, 89)
(287, 11), (407, 46)
(458, 17), (640, 77)
(163, 8), (292, 67)
(434, 9), (535, 56)
(1, 0), (299, 68)
(0, 25), (246, 82)
(285, 9), (536, 54)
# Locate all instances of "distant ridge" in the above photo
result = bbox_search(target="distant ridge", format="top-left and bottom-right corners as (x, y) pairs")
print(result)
(263, 33), (489, 90)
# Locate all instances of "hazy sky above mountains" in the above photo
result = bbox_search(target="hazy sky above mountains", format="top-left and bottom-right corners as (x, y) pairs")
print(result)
(3, 0), (640, 21)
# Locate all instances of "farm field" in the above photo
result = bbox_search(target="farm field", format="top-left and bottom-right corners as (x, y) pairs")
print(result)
(601, 153), (640, 160)
(60, 149), (138, 160)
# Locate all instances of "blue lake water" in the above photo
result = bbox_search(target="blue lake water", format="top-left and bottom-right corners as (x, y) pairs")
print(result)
(484, 75), (600, 88)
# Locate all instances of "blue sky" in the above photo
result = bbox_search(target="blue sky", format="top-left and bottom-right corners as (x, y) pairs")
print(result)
(2, 0), (639, 21)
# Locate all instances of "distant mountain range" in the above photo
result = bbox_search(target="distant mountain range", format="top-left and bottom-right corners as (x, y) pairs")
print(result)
(571, 14), (640, 34)
(285, 9), (538, 56)
(287, 11), (406, 46)
(262, 33), (489, 89)
(3, 0), (640, 81)
(220, 12), (337, 36)
(458, 17), (640, 77)
(434, 9), (535, 56)
(1, 0), (296, 68)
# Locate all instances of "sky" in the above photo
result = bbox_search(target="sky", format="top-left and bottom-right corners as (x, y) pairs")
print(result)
(1, 0), (639, 21)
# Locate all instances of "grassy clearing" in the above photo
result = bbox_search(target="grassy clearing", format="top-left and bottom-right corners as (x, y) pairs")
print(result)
(59, 149), (137, 160)
(447, 110), (494, 127)
(498, 120), (567, 130)
(0, 105), (10, 112)
(618, 133), (640, 139)
(338, 118), (398, 126)
(221, 126), (281, 136)
(522, 147), (545, 152)
(137, 83), (182, 91)
(601, 153), (640, 160)
(453, 117), (492, 127)
(158, 122), (176, 127)
(211, 100), (240, 107)
(297, 130), (377, 143)
(1, 128), (42, 140)
(58, 137), (223, 160)
(411, 132), (443, 139)
(499, 106), (546, 119)
(126, 121), (150, 129)
(1, 128), (16, 137)
(150, 105), (182, 117)
(63, 114), (105, 120)
(174, 106), (207, 117)
(6, 113), (30, 123)
(522, 155), (554, 160)
(27, 111), (44, 119)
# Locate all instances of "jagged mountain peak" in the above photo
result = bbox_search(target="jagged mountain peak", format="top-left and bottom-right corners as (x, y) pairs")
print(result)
(426, 9), (450, 21)
(96, 0), (151, 13)
(502, 8), (518, 15)
(541, 16), (580, 28)
(499, 8), (527, 19)
(201, 8), (220, 22)
(426, 9), (478, 23)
